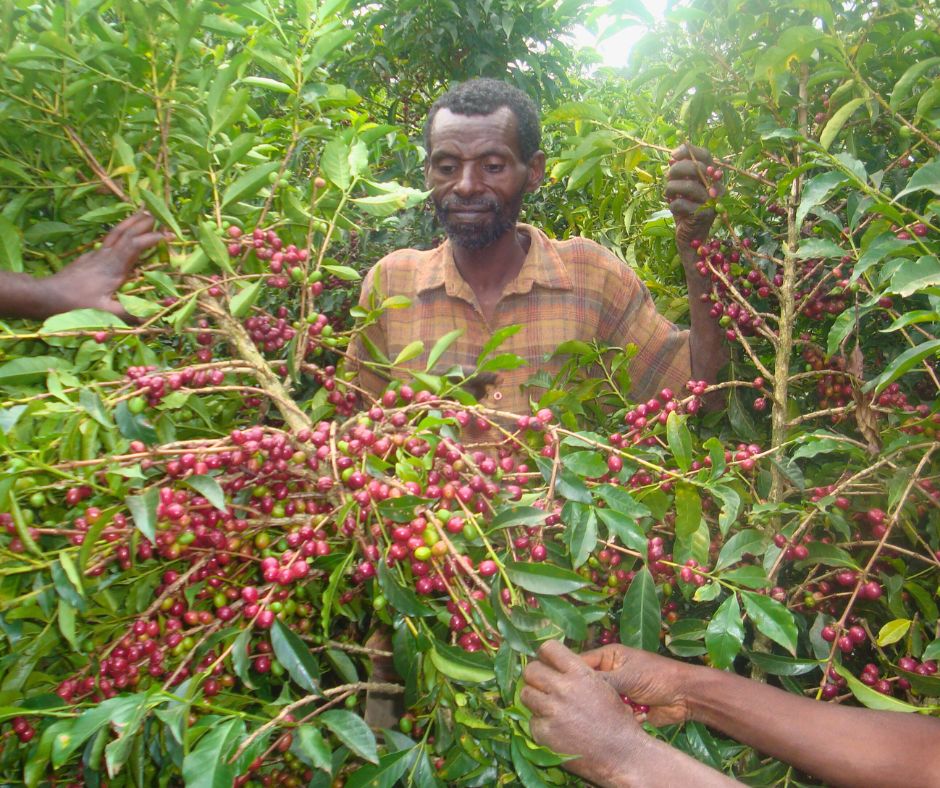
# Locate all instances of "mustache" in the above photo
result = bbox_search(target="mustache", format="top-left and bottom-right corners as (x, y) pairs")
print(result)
(439, 197), (501, 212)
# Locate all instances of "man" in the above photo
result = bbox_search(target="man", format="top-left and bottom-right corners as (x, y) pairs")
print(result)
(350, 78), (727, 412)
(521, 640), (940, 787)
(0, 211), (165, 320)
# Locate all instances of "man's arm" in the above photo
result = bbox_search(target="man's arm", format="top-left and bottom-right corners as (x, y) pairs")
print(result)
(666, 145), (729, 386)
(0, 212), (165, 320)
(583, 644), (940, 788)
(520, 641), (738, 788)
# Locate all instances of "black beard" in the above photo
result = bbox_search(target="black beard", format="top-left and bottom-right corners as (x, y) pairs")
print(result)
(435, 198), (518, 250)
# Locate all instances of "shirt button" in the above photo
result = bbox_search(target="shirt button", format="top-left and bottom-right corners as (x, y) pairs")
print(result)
(492, 391), (503, 402)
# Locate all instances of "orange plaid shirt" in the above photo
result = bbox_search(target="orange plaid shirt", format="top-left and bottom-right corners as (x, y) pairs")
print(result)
(350, 224), (691, 415)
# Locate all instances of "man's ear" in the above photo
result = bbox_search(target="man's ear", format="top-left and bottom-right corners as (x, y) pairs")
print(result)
(423, 158), (431, 189)
(526, 150), (546, 193)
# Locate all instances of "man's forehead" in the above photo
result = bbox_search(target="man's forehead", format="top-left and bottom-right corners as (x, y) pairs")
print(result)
(428, 107), (522, 156)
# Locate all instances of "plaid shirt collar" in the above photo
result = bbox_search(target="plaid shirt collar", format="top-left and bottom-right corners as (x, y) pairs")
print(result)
(414, 223), (574, 301)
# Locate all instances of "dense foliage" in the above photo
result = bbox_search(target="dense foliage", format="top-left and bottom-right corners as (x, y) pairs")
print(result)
(0, 0), (938, 786)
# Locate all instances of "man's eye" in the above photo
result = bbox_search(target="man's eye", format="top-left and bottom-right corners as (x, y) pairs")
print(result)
(484, 163), (504, 173)
(437, 164), (456, 175)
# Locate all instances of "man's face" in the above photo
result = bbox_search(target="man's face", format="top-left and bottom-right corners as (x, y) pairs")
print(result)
(425, 107), (545, 249)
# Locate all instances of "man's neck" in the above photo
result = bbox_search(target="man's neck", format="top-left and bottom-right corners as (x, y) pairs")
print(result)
(451, 225), (531, 299)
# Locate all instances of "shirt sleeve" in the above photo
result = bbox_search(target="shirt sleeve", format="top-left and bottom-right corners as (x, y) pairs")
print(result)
(345, 262), (392, 402)
(599, 262), (692, 403)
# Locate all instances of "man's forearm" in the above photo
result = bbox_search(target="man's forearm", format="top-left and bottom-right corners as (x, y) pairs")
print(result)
(0, 272), (64, 320)
(680, 244), (728, 385)
(688, 665), (940, 788)
(596, 729), (739, 788)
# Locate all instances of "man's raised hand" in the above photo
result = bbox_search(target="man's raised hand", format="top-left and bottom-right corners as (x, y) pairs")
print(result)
(666, 144), (724, 246)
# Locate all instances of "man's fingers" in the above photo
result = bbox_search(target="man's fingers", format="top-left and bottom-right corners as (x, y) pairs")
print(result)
(669, 198), (716, 219)
(536, 639), (588, 674)
(101, 211), (155, 248)
(522, 660), (557, 692)
(668, 159), (710, 183)
(671, 143), (713, 165)
(665, 180), (710, 204)
(520, 684), (553, 717)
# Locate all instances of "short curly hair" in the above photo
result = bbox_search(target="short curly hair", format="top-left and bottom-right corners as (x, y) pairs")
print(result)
(424, 78), (542, 163)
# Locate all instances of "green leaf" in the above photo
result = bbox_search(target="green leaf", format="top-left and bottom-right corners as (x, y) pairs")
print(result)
(896, 157), (940, 199)
(876, 619), (911, 647)
(705, 594), (744, 669)
(181, 718), (244, 788)
(183, 475), (227, 512)
(535, 457), (592, 504)
(0, 356), (71, 384)
(619, 568), (660, 652)
(291, 725), (331, 771)
(116, 294), (162, 318)
(796, 238), (848, 259)
(865, 339), (940, 394)
(594, 484), (651, 519)
(665, 412), (692, 471)
(710, 484), (741, 536)
(478, 324), (522, 362)
(488, 505), (550, 530)
(126, 488), (159, 544)
(596, 508), (648, 553)
(537, 595), (587, 641)
(923, 640), (940, 662)
(715, 529), (766, 571)
(567, 508), (597, 569)
(0, 216), (23, 271)
(746, 652), (820, 676)
(139, 188), (183, 239)
(674, 482), (701, 539)
(40, 309), (127, 334)
(890, 57), (940, 110)
(345, 748), (413, 788)
(426, 328), (464, 372)
(799, 541), (859, 569)
(889, 255), (940, 297)
(393, 340), (424, 365)
(115, 401), (157, 444)
(796, 171), (846, 228)
(376, 560), (432, 617)
(505, 561), (590, 596)
(231, 627), (255, 689)
(229, 281), (263, 318)
(852, 233), (913, 281)
(221, 162), (281, 208)
(741, 591), (798, 655)
(832, 663), (923, 713)
(819, 97), (866, 151)
(510, 737), (552, 788)
(718, 565), (771, 589)
(320, 710), (379, 764)
(321, 263), (361, 281)
(562, 450), (608, 478)
(271, 619), (320, 694)
(320, 139), (352, 190)
(198, 221), (235, 273)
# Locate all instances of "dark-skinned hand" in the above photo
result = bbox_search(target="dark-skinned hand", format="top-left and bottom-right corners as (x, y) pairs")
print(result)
(520, 640), (643, 786)
(45, 211), (168, 319)
(581, 643), (694, 727)
(665, 143), (724, 247)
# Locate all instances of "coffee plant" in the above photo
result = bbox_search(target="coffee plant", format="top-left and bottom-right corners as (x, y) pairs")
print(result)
(0, 0), (938, 786)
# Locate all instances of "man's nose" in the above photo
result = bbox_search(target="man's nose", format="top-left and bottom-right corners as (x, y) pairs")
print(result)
(453, 164), (482, 197)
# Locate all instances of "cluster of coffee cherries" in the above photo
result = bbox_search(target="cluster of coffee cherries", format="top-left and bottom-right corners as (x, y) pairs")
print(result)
(227, 226), (309, 289)
(244, 306), (297, 354)
(693, 237), (773, 340)
(893, 222), (929, 240)
(821, 622), (869, 654)
(125, 364), (225, 408)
